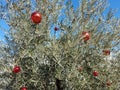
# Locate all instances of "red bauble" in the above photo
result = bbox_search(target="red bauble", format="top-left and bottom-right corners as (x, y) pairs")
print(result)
(93, 71), (99, 76)
(82, 31), (90, 41)
(103, 50), (110, 55)
(54, 27), (59, 31)
(20, 87), (27, 90)
(106, 81), (111, 86)
(31, 11), (42, 24)
(13, 65), (21, 73)
(77, 66), (83, 72)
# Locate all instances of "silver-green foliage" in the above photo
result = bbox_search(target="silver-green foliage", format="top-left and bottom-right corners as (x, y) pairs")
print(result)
(0, 0), (120, 90)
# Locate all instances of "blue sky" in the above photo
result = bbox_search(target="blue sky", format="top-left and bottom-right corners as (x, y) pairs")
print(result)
(0, 0), (120, 42)
(109, 0), (120, 16)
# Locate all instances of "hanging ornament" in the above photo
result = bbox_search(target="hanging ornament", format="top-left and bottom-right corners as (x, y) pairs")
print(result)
(13, 65), (21, 73)
(106, 80), (111, 86)
(93, 71), (99, 76)
(31, 11), (42, 24)
(77, 66), (83, 72)
(82, 31), (90, 41)
(20, 87), (27, 90)
(54, 27), (59, 31)
(103, 49), (110, 55)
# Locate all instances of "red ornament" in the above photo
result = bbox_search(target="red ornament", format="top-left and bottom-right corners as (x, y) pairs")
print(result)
(106, 81), (111, 86)
(103, 50), (110, 55)
(82, 31), (90, 41)
(13, 65), (21, 73)
(77, 66), (83, 72)
(54, 27), (59, 31)
(20, 87), (27, 90)
(93, 71), (99, 76)
(31, 11), (42, 24)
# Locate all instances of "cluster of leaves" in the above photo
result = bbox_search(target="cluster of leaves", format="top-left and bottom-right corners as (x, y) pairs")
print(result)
(0, 0), (120, 90)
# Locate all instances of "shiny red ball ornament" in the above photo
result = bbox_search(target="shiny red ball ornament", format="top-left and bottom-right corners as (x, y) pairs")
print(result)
(103, 50), (110, 55)
(82, 31), (90, 41)
(77, 66), (83, 72)
(106, 81), (111, 86)
(13, 65), (21, 73)
(31, 11), (42, 24)
(93, 71), (99, 76)
(20, 87), (27, 90)
(54, 27), (59, 31)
